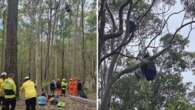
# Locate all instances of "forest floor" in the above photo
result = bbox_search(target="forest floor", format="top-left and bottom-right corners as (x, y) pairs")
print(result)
(16, 96), (96, 110)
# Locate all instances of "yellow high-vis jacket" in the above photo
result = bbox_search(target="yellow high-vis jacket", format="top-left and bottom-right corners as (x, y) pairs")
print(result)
(0, 78), (4, 97)
(20, 80), (37, 100)
(3, 77), (16, 99)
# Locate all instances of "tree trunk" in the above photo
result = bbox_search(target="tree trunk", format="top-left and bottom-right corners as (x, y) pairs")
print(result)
(61, 36), (65, 78)
(5, 0), (18, 94)
(28, 31), (32, 78)
(40, 35), (43, 87)
(44, 6), (52, 80)
(81, 0), (86, 84)
(1, 10), (6, 71)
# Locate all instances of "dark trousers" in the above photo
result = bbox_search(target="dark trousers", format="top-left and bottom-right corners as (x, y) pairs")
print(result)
(0, 96), (4, 105)
(25, 97), (36, 110)
(62, 89), (66, 95)
(4, 98), (16, 110)
(50, 89), (55, 95)
(0, 96), (4, 110)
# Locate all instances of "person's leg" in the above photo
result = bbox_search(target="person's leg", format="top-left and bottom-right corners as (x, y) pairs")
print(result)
(25, 99), (31, 110)
(4, 99), (9, 110)
(0, 97), (5, 110)
(31, 97), (36, 110)
(61, 90), (64, 96)
(10, 98), (16, 110)
(0, 97), (3, 105)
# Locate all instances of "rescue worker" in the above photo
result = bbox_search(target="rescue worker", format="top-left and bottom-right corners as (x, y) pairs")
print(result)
(77, 80), (87, 98)
(55, 79), (61, 96)
(37, 92), (47, 110)
(49, 80), (56, 96)
(3, 73), (16, 110)
(20, 76), (37, 110)
(0, 72), (7, 110)
(61, 79), (67, 96)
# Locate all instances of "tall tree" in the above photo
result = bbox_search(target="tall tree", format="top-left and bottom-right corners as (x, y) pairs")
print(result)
(98, 0), (195, 109)
(4, 0), (18, 92)
(5, 0), (18, 76)
(81, 0), (86, 84)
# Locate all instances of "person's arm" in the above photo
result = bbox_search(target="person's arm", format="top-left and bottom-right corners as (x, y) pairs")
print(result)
(13, 80), (16, 94)
(20, 84), (24, 96)
(34, 82), (37, 89)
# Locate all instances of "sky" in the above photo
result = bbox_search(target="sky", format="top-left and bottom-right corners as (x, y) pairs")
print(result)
(166, 0), (195, 90)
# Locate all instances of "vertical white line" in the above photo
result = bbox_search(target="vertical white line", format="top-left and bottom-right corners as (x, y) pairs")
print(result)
(96, 0), (99, 109)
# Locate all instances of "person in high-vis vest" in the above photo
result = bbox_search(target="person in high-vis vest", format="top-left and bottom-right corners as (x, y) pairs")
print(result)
(20, 76), (37, 110)
(61, 79), (67, 96)
(0, 72), (7, 110)
(3, 73), (16, 110)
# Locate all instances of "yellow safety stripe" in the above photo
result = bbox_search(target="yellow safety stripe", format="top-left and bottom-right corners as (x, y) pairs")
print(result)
(4, 95), (16, 99)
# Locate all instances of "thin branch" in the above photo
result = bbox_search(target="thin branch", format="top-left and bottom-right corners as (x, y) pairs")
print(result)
(105, 2), (117, 31)
(186, 18), (194, 39)
(103, 0), (132, 40)
(138, 0), (156, 21)
(143, 9), (185, 53)
(99, 32), (134, 65)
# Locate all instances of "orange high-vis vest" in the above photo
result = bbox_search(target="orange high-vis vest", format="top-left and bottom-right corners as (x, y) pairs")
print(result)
(68, 79), (78, 96)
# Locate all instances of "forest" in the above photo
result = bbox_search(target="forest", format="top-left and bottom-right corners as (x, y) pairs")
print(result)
(0, 0), (96, 96)
(99, 0), (195, 110)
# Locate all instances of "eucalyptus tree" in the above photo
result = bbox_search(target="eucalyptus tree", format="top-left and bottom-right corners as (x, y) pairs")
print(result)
(98, 0), (195, 109)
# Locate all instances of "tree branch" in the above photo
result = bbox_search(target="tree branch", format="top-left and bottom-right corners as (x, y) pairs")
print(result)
(138, 0), (156, 21)
(99, 32), (134, 65)
(105, 2), (117, 32)
(103, 0), (132, 40)
(143, 9), (185, 53)
(111, 20), (195, 87)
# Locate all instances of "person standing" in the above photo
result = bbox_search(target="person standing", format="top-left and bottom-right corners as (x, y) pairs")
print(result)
(61, 79), (67, 96)
(0, 72), (7, 110)
(49, 80), (56, 96)
(55, 79), (61, 96)
(77, 80), (87, 98)
(3, 73), (16, 110)
(20, 77), (37, 110)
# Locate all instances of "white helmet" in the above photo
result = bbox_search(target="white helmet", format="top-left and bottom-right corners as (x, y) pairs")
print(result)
(24, 76), (30, 80)
(1, 72), (7, 76)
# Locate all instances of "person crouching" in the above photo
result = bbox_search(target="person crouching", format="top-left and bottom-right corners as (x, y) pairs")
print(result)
(37, 92), (47, 110)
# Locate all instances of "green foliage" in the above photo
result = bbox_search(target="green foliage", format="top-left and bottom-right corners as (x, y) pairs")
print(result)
(111, 33), (194, 109)
(159, 33), (191, 72)
(165, 99), (192, 110)
(86, 11), (96, 32)
(100, 0), (195, 109)
(111, 73), (190, 109)
(181, 0), (195, 17)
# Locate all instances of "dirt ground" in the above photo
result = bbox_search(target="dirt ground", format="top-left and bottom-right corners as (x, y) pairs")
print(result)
(16, 97), (96, 110)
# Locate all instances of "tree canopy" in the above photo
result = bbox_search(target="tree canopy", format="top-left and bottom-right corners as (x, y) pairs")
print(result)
(98, 0), (195, 109)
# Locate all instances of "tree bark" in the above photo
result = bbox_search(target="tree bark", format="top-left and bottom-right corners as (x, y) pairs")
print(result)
(81, 0), (86, 84)
(1, 10), (6, 70)
(44, 5), (52, 80)
(5, 0), (18, 94)
(61, 35), (65, 78)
